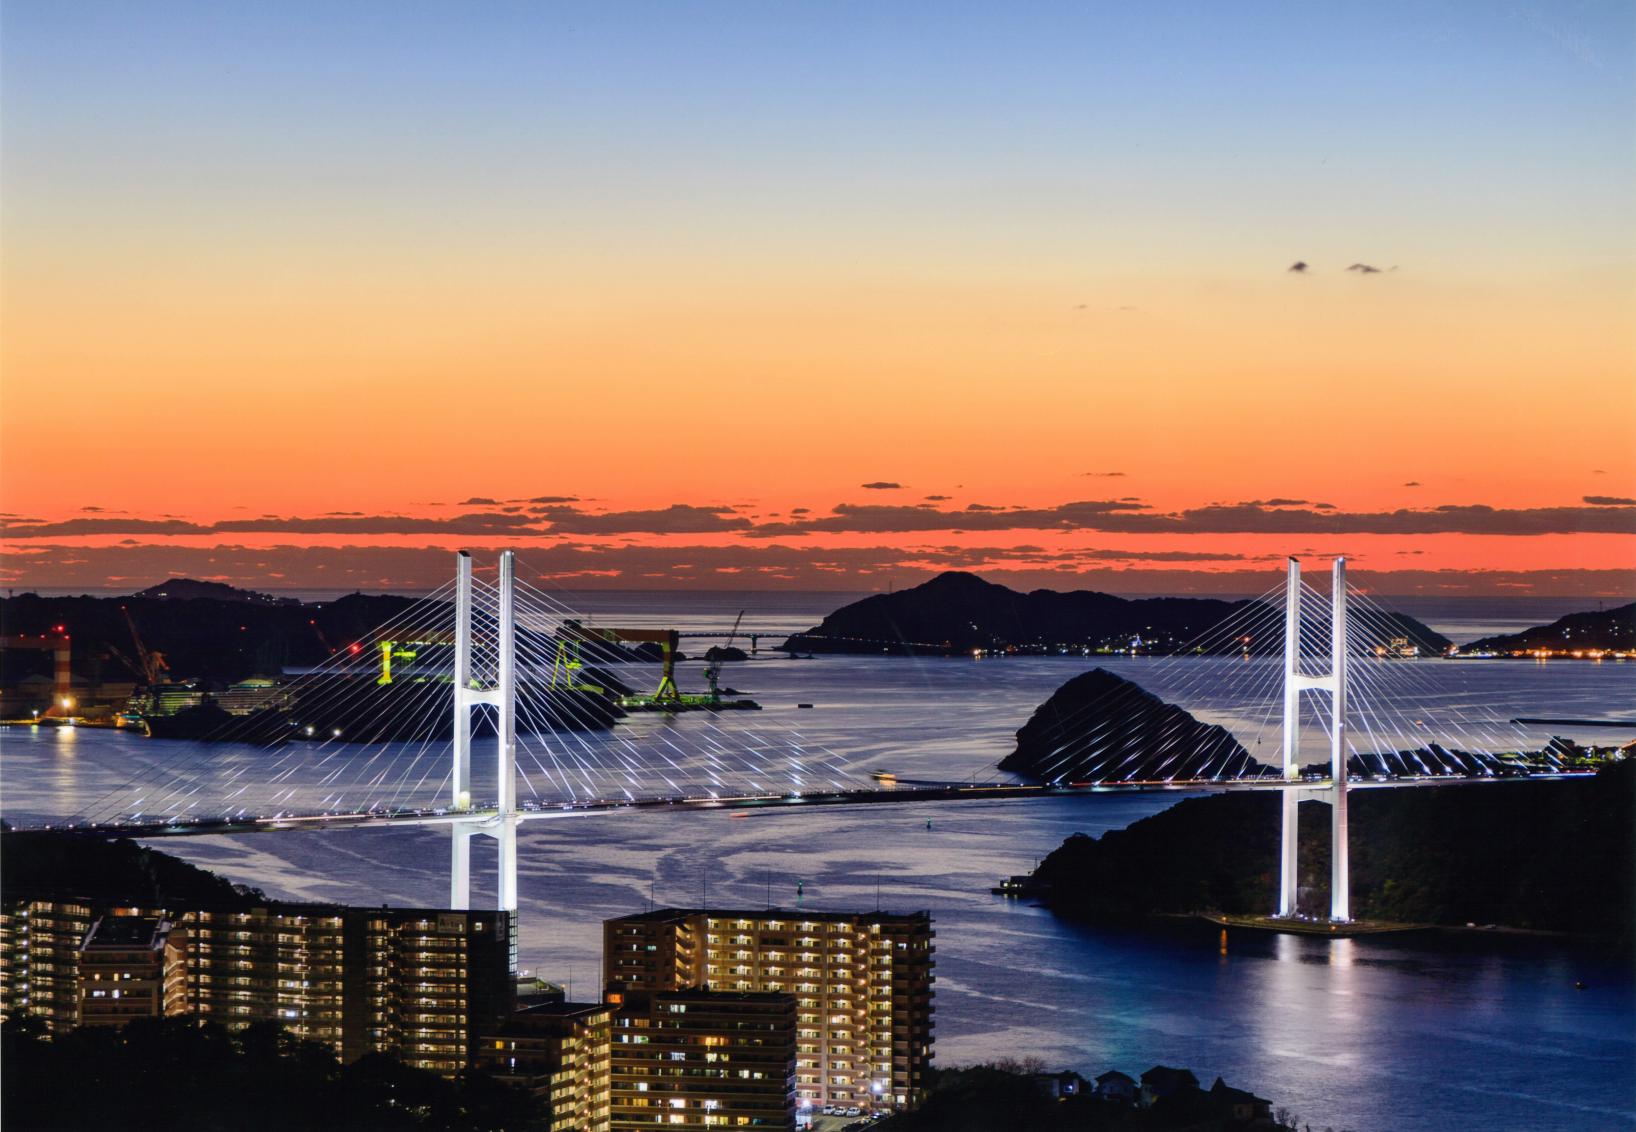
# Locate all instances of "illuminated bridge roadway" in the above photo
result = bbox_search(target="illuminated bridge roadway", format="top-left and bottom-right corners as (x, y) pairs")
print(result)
(50, 770), (1592, 841)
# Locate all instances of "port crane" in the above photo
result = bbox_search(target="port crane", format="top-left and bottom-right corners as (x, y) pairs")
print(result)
(703, 610), (746, 703)
(562, 624), (682, 706)
(107, 606), (168, 688)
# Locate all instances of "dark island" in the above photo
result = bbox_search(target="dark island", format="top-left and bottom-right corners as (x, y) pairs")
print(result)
(1017, 761), (1633, 941)
(1461, 601), (1636, 657)
(784, 571), (1450, 656)
(999, 668), (1276, 783)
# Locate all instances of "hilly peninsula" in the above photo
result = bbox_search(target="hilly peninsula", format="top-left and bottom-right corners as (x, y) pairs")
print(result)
(786, 571), (1450, 656)
(1463, 601), (1636, 656)
(1021, 761), (1633, 939)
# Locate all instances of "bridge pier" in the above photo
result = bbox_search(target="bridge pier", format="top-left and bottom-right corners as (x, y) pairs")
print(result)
(1278, 556), (1351, 923)
(447, 550), (519, 970)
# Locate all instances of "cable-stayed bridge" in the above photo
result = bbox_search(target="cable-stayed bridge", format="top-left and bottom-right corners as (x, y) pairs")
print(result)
(9, 552), (1595, 929)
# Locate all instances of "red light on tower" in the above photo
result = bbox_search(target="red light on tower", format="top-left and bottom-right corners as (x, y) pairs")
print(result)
(349, 643), (362, 654)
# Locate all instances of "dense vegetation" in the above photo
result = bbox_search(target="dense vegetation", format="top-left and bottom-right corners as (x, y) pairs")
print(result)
(0, 584), (425, 684)
(1, 828), (261, 907)
(1029, 762), (1633, 938)
(786, 571), (1450, 656)
(0, 1016), (541, 1131)
(1463, 601), (1636, 653)
(878, 1062), (1298, 1132)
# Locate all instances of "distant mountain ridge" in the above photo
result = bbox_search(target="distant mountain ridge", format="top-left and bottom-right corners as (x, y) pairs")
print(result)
(1463, 601), (1636, 654)
(131, 578), (295, 604)
(787, 571), (1452, 655)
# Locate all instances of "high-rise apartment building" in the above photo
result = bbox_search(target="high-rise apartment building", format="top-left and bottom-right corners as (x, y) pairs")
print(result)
(0, 899), (94, 1031)
(0, 898), (512, 1075)
(610, 989), (796, 1131)
(477, 1001), (614, 1132)
(180, 904), (512, 1073)
(603, 908), (934, 1113)
(77, 915), (187, 1026)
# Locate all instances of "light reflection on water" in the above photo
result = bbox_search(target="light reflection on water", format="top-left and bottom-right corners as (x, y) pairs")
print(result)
(2, 649), (1633, 1130)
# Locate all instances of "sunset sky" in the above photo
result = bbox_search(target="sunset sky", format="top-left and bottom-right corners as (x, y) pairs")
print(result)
(3, 1), (1633, 594)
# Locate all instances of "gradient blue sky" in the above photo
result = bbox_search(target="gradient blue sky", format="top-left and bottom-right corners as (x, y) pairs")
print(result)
(3, 1), (1632, 593)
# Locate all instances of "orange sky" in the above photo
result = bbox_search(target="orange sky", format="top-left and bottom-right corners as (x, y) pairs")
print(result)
(2, 3), (1632, 594)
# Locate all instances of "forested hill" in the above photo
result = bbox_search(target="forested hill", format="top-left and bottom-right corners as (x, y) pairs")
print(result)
(0, 829), (260, 908)
(787, 571), (1451, 656)
(1463, 602), (1636, 655)
(1024, 762), (1633, 939)
(0, 584), (426, 684)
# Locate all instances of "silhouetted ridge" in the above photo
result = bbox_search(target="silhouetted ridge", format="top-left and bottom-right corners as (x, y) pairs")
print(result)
(999, 668), (1276, 783)
(1024, 761), (1633, 937)
(785, 571), (1450, 655)
(1464, 601), (1636, 654)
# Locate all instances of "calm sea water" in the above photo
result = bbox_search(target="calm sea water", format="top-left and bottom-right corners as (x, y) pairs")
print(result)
(2, 592), (1632, 1131)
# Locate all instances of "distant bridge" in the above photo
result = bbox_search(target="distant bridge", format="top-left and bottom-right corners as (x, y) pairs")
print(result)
(45, 771), (1587, 841)
(10, 550), (1588, 958)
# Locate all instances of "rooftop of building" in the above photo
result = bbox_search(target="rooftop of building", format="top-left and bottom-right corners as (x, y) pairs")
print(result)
(513, 1001), (612, 1020)
(81, 915), (170, 952)
(606, 906), (931, 925)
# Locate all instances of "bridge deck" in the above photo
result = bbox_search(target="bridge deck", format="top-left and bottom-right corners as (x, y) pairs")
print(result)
(25, 772), (1591, 839)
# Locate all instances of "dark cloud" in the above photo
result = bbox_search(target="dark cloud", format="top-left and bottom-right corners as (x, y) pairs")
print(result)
(459, 497), (499, 505)
(742, 500), (1636, 538)
(964, 503), (1008, 512)
(215, 513), (543, 536)
(860, 482), (903, 490)
(2, 512), (544, 539)
(0, 507), (749, 543)
(533, 504), (751, 535)
(528, 496), (579, 504)
(4, 517), (215, 537)
(3, 541), (1629, 599)
(1585, 495), (1636, 506)
(1288, 261), (1309, 273)
(1240, 498), (1309, 507)
(1080, 471), (1126, 478)
(1404, 481), (1421, 487)
(742, 500), (1150, 538)
(923, 494), (952, 501)
(1346, 263), (1382, 274)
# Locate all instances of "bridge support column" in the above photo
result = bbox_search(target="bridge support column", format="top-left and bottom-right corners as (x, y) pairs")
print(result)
(1278, 558), (1300, 917)
(1330, 557), (1350, 922)
(1277, 555), (1352, 923)
(446, 550), (520, 967)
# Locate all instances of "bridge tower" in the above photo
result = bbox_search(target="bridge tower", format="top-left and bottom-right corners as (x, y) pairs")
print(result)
(1277, 556), (1351, 922)
(449, 550), (519, 969)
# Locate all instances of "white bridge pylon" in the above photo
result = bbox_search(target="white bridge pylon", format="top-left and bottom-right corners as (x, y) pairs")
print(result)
(1278, 556), (1350, 922)
(449, 550), (519, 924)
